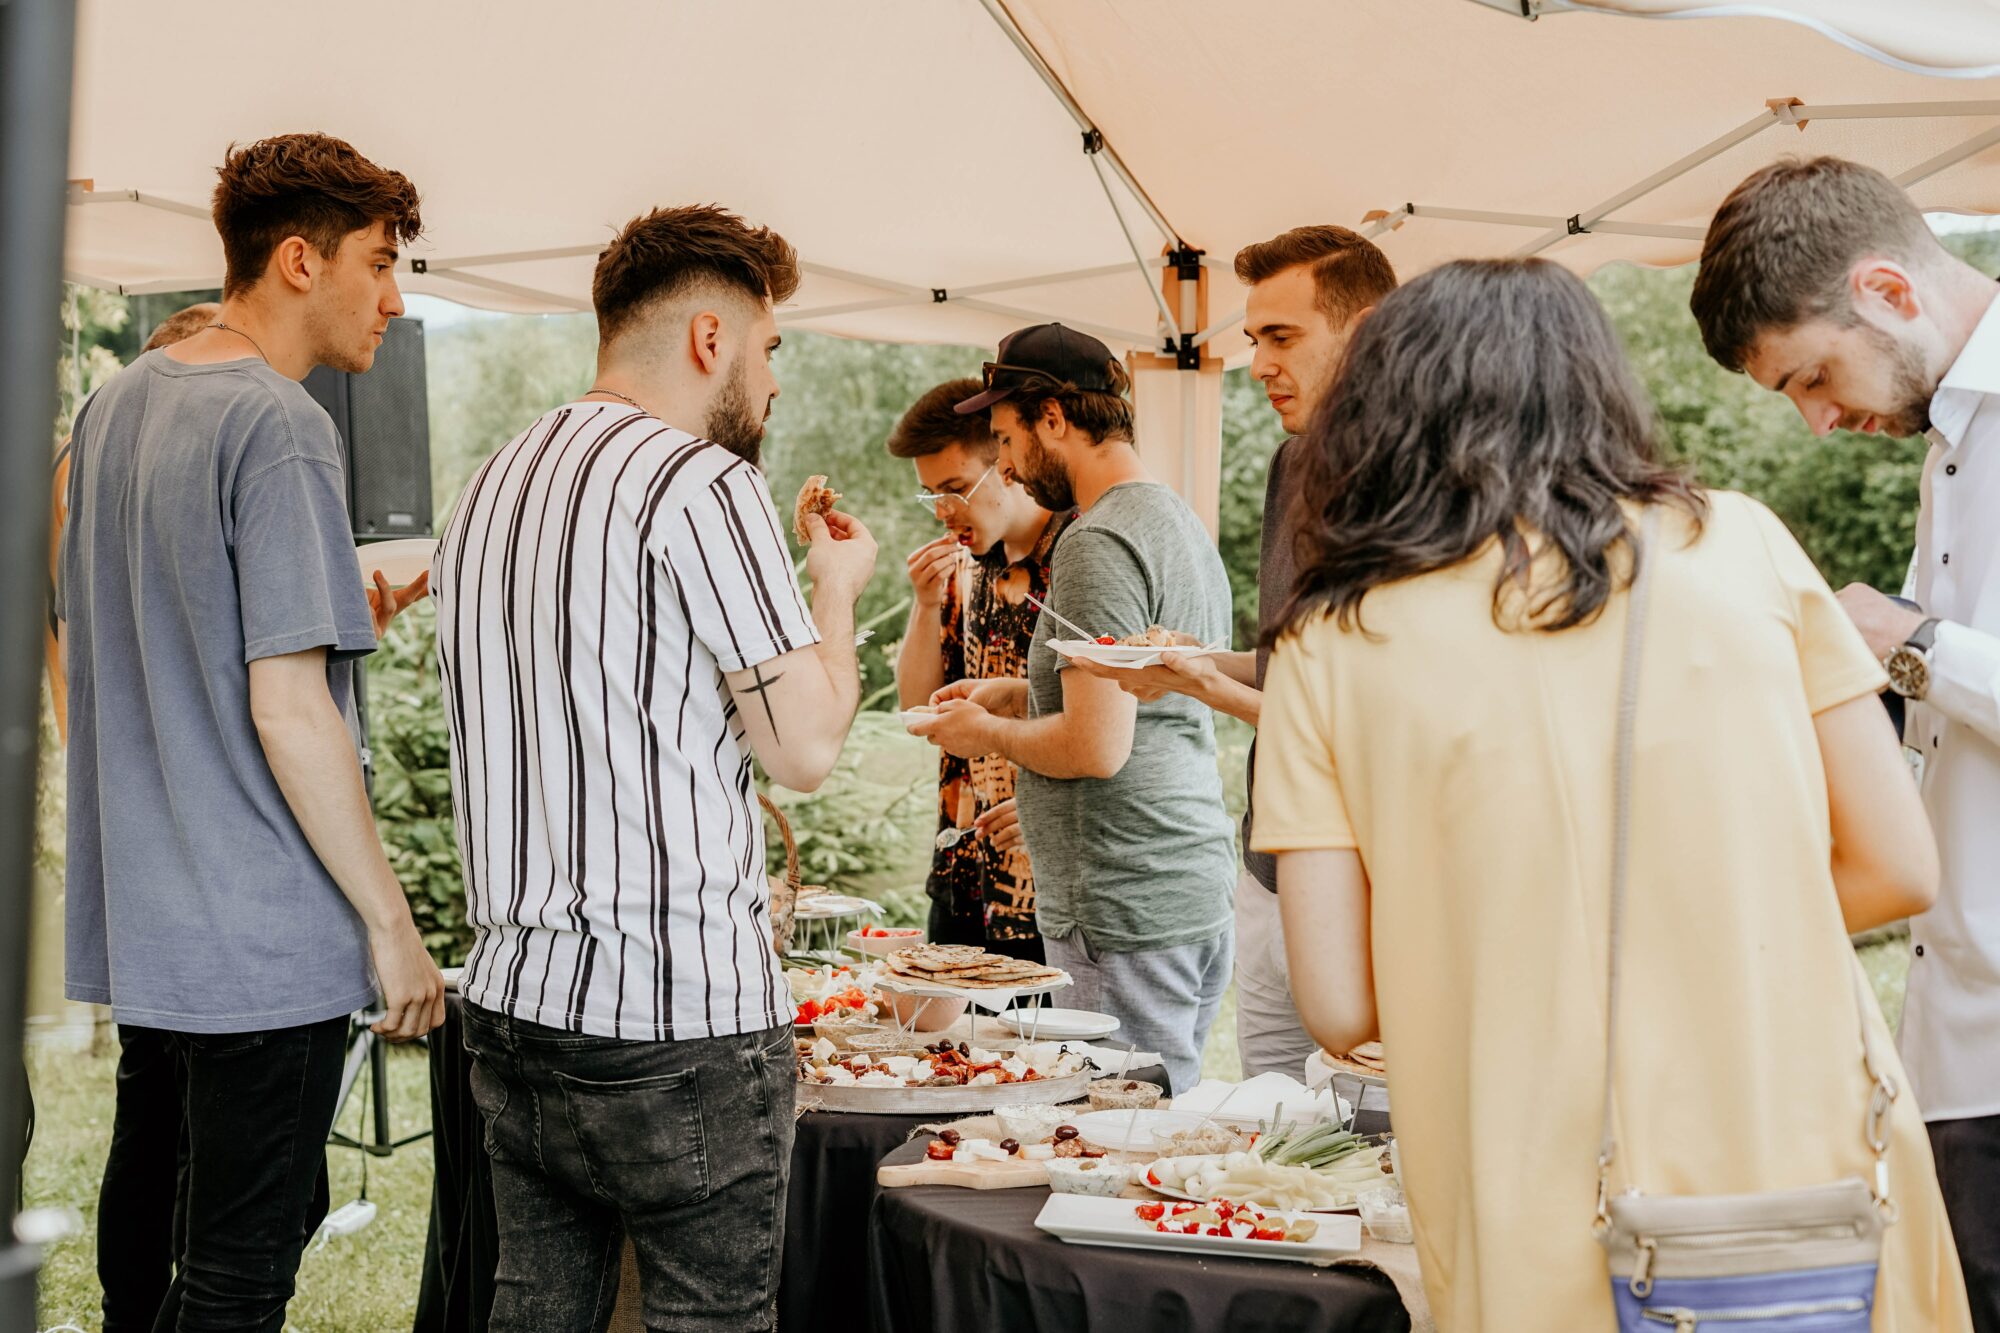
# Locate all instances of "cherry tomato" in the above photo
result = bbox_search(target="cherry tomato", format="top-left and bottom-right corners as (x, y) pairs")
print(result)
(1095, 635), (1117, 645)
(1134, 1202), (1164, 1221)
(1251, 1227), (1285, 1242)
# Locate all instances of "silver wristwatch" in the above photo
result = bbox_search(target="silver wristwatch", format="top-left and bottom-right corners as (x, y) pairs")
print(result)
(1885, 618), (1941, 701)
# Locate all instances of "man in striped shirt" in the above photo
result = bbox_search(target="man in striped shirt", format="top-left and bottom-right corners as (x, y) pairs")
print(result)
(434, 206), (876, 1331)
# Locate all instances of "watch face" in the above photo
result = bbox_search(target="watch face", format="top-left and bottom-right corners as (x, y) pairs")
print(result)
(1886, 645), (1931, 700)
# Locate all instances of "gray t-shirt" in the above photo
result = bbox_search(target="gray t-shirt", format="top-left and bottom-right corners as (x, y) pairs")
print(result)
(59, 351), (379, 1033)
(1016, 482), (1236, 952)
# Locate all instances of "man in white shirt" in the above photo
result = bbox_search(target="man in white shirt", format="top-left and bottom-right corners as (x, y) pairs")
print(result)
(1693, 155), (2000, 1330)
(434, 204), (876, 1332)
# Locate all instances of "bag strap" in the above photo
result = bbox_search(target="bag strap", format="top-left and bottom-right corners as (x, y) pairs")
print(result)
(1593, 507), (1901, 1229)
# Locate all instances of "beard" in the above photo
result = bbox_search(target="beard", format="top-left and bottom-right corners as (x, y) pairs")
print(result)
(1856, 323), (1937, 437)
(704, 358), (769, 465)
(1015, 430), (1075, 512)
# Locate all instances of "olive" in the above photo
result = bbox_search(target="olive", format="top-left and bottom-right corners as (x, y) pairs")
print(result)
(999, 1138), (1020, 1154)
(1053, 1124), (1079, 1141)
(958, 1042), (970, 1055)
(938, 1128), (962, 1146)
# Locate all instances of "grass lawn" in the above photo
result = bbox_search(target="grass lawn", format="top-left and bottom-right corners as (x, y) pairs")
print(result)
(27, 1034), (437, 1333)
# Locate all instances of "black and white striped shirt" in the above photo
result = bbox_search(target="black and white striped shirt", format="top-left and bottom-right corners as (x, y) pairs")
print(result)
(434, 402), (816, 1040)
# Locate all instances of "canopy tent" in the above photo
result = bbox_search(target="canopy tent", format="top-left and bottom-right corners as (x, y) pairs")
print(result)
(58, 0), (2000, 528)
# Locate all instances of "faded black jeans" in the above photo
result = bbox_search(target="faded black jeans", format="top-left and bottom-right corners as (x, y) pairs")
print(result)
(145, 1016), (346, 1333)
(461, 1005), (795, 1333)
(98, 1026), (183, 1332)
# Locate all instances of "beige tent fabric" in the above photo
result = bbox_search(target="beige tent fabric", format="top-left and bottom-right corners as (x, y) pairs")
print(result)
(1570, 0), (2000, 75)
(63, 0), (2000, 360)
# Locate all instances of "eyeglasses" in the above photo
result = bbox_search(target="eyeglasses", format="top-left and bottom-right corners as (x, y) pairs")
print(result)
(981, 360), (1042, 388)
(914, 464), (996, 513)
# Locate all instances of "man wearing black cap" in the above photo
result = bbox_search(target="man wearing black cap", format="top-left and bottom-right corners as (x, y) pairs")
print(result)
(912, 324), (1236, 1093)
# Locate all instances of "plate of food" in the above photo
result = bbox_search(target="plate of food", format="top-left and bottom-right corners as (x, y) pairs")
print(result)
(795, 1036), (1093, 1112)
(880, 943), (1069, 995)
(1138, 1125), (1394, 1214)
(996, 1006), (1120, 1041)
(1035, 1194), (1361, 1264)
(1049, 628), (1224, 669)
(793, 892), (885, 921)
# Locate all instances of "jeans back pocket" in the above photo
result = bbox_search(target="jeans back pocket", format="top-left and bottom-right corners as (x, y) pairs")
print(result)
(554, 1066), (710, 1212)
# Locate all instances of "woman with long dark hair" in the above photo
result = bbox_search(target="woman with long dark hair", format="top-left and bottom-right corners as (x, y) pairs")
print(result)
(1251, 259), (1968, 1330)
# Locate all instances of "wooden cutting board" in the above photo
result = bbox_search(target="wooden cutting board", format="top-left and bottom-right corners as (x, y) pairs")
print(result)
(877, 1156), (1050, 1190)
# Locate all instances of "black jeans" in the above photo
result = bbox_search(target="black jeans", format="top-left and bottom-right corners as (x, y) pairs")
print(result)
(461, 1005), (795, 1333)
(1930, 1113), (2000, 1333)
(140, 1016), (346, 1333)
(99, 1026), (184, 1332)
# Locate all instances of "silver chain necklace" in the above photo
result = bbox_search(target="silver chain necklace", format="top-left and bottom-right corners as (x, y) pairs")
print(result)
(205, 321), (271, 365)
(586, 386), (647, 412)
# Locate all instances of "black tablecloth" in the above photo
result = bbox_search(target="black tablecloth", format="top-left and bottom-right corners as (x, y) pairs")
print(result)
(867, 1140), (1410, 1333)
(417, 992), (1175, 1332)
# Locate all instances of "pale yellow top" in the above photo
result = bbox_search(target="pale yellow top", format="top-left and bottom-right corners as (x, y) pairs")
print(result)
(1253, 492), (1968, 1333)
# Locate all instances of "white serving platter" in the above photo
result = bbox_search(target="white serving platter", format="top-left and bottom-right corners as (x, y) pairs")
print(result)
(1138, 1154), (1370, 1215)
(997, 1007), (1120, 1041)
(1048, 640), (1224, 670)
(792, 894), (886, 921)
(355, 537), (437, 590)
(1065, 1109), (1264, 1155)
(1034, 1193), (1362, 1265)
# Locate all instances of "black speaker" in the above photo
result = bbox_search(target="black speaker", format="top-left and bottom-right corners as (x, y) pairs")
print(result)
(302, 318), (433, 540)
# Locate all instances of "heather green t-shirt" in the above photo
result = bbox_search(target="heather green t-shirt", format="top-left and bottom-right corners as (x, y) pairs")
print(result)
(1015, 482), (1236, 952)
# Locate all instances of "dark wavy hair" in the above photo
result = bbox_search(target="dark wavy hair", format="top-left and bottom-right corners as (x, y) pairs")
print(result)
(1271, 258), (1706, 642)
(212, 134), (423, 298)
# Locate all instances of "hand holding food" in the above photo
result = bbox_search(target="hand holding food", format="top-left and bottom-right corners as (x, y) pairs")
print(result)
(792, 474), (843, 543)
(906, 535), (968, 610)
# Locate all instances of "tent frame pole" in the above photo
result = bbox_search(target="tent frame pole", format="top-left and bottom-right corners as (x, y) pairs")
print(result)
(1, 0), (79, 1323)
(1355, 97), (2000, 255)
(971, 0), (1183, 248)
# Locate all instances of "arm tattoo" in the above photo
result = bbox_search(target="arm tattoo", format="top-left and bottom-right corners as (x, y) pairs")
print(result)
(740, 662), (785, 741)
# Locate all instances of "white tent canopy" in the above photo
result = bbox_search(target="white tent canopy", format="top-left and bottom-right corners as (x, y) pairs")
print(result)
(60, 0), (2000, 525)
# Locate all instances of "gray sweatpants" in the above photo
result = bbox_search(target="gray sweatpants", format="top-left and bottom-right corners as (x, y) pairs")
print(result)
(1041, 926), (1233, 1094)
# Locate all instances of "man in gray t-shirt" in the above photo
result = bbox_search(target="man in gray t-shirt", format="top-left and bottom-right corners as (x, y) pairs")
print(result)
(56, 131), (440, 1331)
(915, 323), (1234, 1092)
(1067, 229), (1398, 1080)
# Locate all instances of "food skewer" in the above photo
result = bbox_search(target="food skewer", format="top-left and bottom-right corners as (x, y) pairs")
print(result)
(1024, 591), (1100, 644)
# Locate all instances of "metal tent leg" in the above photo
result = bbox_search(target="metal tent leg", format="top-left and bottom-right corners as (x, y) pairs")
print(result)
(0, 0), (79, 1327)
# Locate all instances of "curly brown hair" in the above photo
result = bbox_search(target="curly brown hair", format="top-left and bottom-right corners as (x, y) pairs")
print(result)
(593, 205), (801, 344)
(212, 133), (423, 298)
(887, 378), (995, 460)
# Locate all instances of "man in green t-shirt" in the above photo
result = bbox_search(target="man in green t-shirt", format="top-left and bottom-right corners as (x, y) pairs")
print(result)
(913, 324), (1235, 1092)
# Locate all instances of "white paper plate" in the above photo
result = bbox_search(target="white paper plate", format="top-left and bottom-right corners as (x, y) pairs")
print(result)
(355, 538), (437, 590)
(1066, 1109), (1263, 1154)
(1034, 1193), (1361, 1264)
(792, 894), (885, 920)
(1048, 640), (1222, 669)
(997, 1007), (1120, 1041)
(898, 709), (941, 732)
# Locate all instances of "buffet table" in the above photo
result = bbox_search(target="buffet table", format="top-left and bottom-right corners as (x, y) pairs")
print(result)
(866, 1139), (1412, 1333)
(416, 991), (1173, 1333)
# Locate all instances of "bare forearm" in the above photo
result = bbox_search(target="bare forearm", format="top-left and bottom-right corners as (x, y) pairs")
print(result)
(1197, 674), (1262, 727)
(1277, 851), (1378, 1053)
(897, 602), (944, 710)
(1214, 651), (1257, 688)
(981, 711), (1126, 781)
(810, 586), (862, 719)
(256, 705), (412, 937)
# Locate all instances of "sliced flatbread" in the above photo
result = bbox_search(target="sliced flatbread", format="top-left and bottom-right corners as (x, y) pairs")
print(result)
(792, 474), (842, 543)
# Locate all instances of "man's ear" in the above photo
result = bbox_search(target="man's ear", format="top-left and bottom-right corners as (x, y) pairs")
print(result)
(272, 235), (316, 296)
(1851, 259), (1922, 325)
(689, 310), (726, 376)
(1039, 400), (1067, 442)
(1347, 304), (1377, 331)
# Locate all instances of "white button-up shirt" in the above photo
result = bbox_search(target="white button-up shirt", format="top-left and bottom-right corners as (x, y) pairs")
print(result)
(1899, 288), (2000, 1121)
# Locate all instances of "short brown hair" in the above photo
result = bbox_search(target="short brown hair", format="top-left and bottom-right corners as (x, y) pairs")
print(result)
(593, 205), (801, 344)
(887, 379), (995, 460)
(999, 359), (1135, 445)
(142, 302), (220, 353)
(212, 134), (423, 299)
(1234, 225), (1398, 326)
(1691, 157), (1938, 372)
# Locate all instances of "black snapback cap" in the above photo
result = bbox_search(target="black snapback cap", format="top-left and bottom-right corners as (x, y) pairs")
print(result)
(954, 323), (1119, 415)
